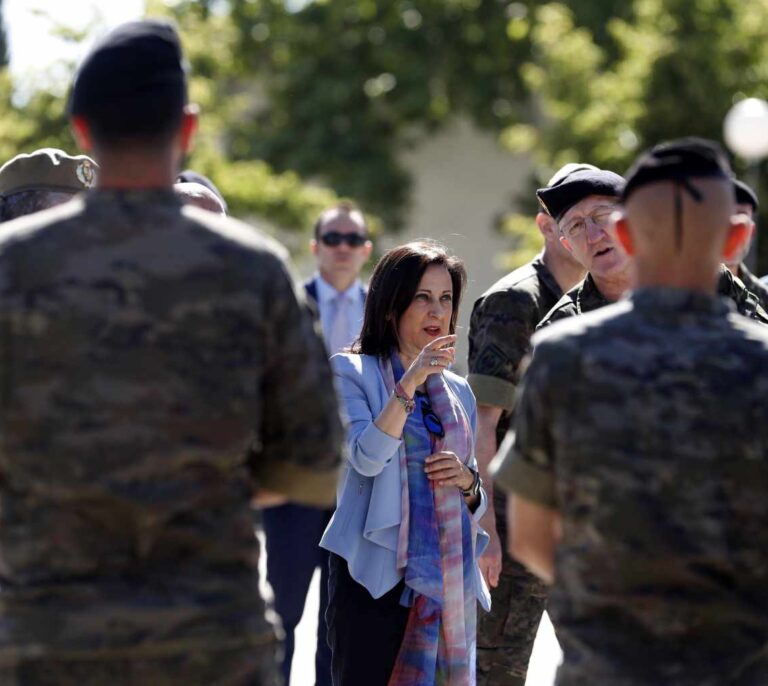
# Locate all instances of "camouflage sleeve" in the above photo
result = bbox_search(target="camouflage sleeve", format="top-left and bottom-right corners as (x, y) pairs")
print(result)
(467, 290), (538, 411)
(491, 347), (557, 509)
(249, 257), (343, 507)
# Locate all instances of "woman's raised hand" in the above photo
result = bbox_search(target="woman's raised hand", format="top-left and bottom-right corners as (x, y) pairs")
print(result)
(400, 334), (456, 395)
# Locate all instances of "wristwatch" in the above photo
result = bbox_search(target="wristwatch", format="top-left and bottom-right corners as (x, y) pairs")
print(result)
(461, 467), (482, 498)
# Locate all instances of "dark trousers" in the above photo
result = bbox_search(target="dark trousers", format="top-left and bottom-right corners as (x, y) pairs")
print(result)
(477, 489), (547, 686)
(326, 553), (410, 686)
(262, 504), (333, 686)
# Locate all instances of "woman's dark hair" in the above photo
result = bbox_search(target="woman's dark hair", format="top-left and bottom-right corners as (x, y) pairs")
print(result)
(353, 240), (466, 358)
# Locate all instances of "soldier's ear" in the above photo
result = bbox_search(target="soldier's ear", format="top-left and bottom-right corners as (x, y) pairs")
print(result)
(179, 105), (199, 153)
(723, 216), (752, 262)
(614, 213), (634, 256)
(70, 116), (93, 153)
(535, 212), (557, 241)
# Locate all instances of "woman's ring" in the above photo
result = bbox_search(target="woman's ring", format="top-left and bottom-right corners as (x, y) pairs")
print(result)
(429, 358), (440, 367)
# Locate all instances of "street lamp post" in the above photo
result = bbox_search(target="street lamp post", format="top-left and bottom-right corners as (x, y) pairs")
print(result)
(724, 97), (768, 272)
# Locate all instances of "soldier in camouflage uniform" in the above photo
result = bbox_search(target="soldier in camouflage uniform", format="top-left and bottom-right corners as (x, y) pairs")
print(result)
(537, 174), (768, 329)
(0, 148), (97, 222)
(492, 138), (768, 685)
(724, 178), (768, 311)
(467, 164), (592, 686)
(0, 20), (342, 685)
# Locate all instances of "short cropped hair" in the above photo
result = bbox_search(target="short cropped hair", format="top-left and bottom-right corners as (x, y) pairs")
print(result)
(314, 201), (368, 239)
(353, 240), (466, 358)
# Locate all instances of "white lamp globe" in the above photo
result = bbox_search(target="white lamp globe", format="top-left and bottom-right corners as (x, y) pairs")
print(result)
(724, 97), (768, 160)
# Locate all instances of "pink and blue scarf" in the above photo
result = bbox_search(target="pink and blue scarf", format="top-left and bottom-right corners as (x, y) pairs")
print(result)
(379, 351), (478, 686)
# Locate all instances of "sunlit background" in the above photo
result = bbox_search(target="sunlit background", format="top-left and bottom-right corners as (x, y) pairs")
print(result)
(2, 1), (768, 683)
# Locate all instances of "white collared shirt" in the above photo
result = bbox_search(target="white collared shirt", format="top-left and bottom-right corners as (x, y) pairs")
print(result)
(315, 274), (366, 355)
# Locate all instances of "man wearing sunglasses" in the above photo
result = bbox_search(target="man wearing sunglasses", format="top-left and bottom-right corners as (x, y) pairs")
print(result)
(306, 202), (373, 356)
(262, 201), (372, 686)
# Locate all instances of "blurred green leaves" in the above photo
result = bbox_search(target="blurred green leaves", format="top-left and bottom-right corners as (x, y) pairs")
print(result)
(5, 0), (768, 269)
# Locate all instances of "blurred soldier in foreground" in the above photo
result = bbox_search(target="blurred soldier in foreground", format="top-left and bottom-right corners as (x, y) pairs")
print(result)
(0, 147), (96, 221)
(725, 178), (768, 310)
(467, 164), (588, 686)
(493, 138), (768, 685)
(538, 166), (768, 328)
(0, 19), (342, 685)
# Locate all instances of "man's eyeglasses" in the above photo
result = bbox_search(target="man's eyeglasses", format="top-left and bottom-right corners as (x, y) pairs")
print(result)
(416, 392), (445, 439)
(319, 231), (369, 248)
(560, 206), (618, 239)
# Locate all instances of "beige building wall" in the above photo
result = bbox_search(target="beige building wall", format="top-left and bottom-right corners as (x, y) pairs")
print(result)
(381, 118), (535, 374)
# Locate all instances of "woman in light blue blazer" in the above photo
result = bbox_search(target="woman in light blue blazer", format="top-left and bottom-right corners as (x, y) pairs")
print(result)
(321, 240), (490, 686)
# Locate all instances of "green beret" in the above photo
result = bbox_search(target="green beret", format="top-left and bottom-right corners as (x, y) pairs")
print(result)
(0, 148), (97, 197)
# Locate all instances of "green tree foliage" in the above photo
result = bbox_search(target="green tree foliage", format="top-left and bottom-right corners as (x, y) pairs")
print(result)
(0, 1), (341, 241)
(0, 0), (7, 68)
(4, 0), (768, 266)
(225, 0), (537, 230)
(507, 0), (768, 268)
(149, 0), (341, 231)
(204, 0), (768, 268)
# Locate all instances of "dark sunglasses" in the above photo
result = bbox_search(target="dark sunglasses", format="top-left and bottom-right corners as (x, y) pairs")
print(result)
(319, 231), (369, 248)
(416, 392), (445, 439)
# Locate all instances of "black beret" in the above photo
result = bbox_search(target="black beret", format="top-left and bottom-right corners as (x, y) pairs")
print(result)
(733, 178), (758, 211)
(176, 170), (227, 212)
(69, 19), (186, 120)
(537, 168), (625, 221)
(545, 162), (598, 188)
(623, 137), (732, 202)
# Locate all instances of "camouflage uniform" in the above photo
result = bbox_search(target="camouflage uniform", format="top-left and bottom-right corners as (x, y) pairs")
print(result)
(467, 255), (558, 686)
(0, 190), (343, 684)
(736, 262), (768, 313)
(538, 265), (768, 329)
(494, 288), (768, 685)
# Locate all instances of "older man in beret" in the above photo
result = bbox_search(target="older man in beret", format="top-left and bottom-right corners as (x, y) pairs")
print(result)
(492, 137), (768, 685)
(467, 163), (588, 686)
(0, 147), (96, 221)
(537, 166), (768, 328)
(0, 19), (342, 685)
(535, 166), (632, 327)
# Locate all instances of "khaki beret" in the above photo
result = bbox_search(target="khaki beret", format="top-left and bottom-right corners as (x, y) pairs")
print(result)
(0, 148), (97, 197)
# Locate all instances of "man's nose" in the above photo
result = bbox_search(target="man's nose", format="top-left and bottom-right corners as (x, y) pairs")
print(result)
(585, 218), (606, 243)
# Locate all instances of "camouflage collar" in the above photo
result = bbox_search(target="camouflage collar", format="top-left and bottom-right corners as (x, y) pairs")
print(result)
(85, 188), (182, 208)
(632, 287), (731, 315)
(575, 273), (611, 315)
(531, 254), (564, 301)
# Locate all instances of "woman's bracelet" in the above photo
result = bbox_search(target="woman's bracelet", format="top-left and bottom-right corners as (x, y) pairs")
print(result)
(461, 467), (481, 498)
(393, 382), (415, 414)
